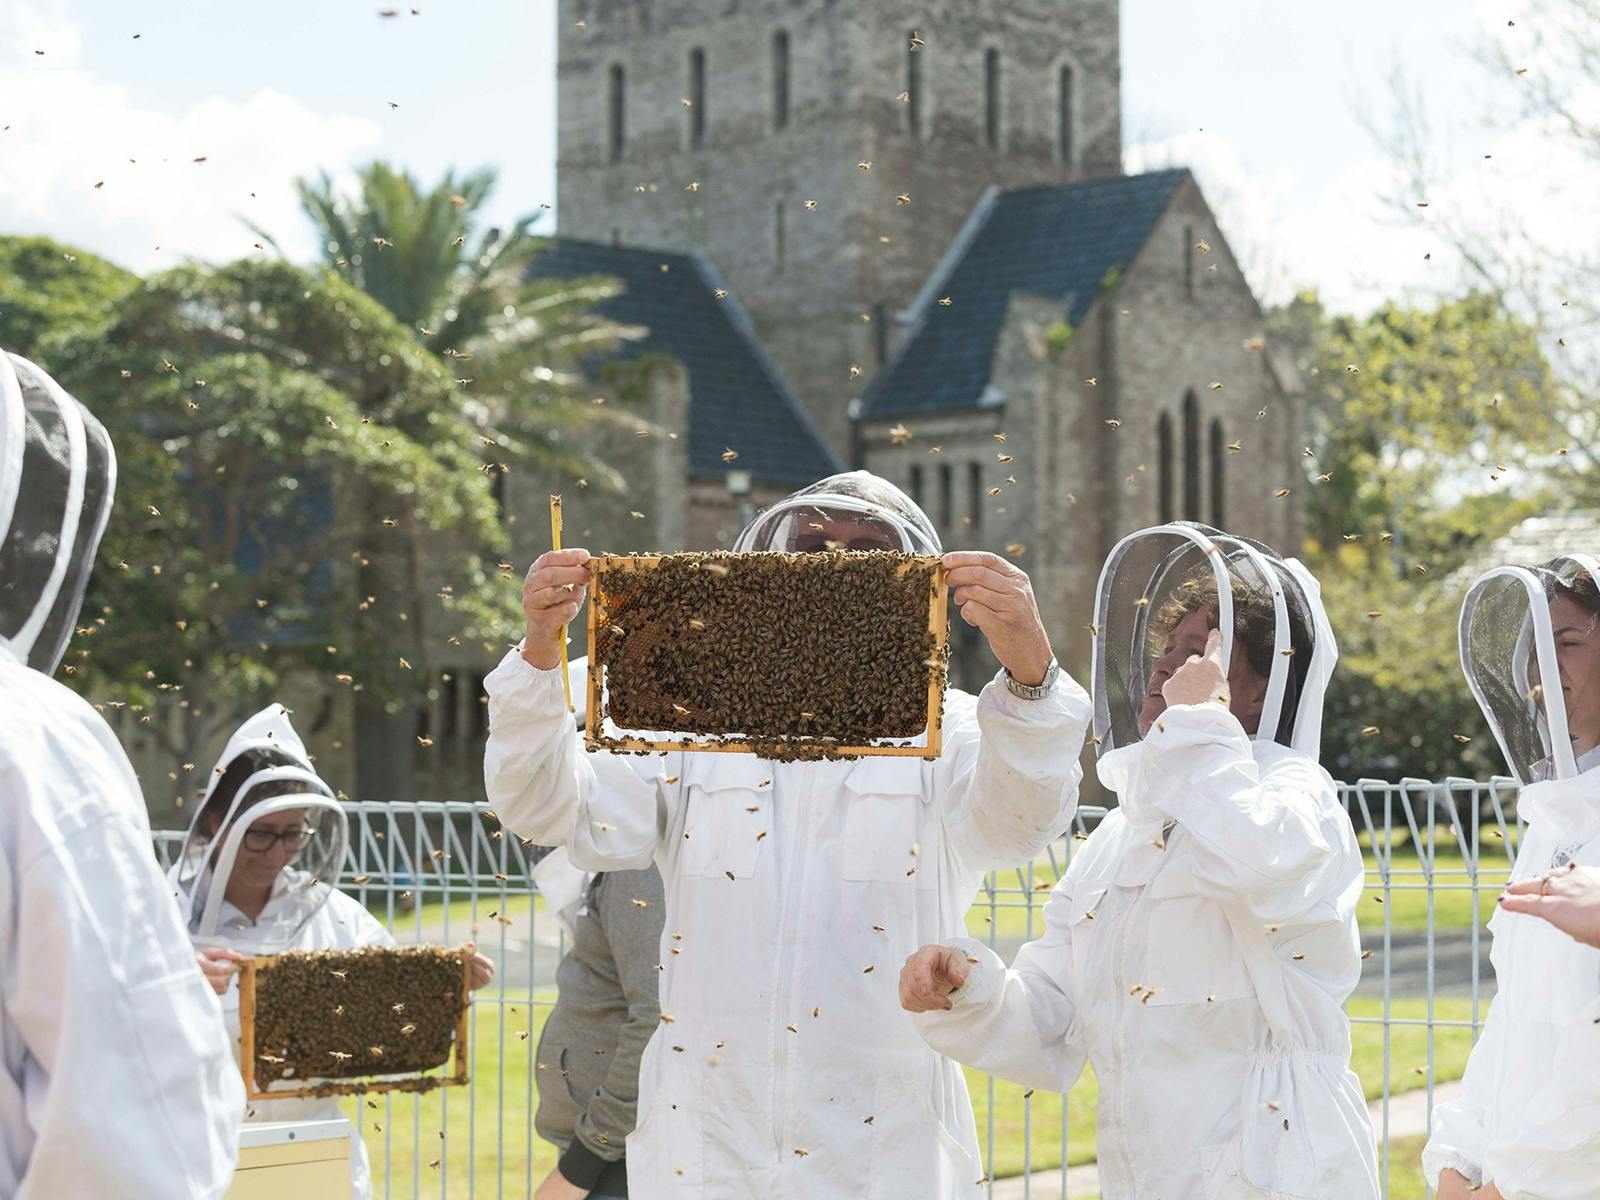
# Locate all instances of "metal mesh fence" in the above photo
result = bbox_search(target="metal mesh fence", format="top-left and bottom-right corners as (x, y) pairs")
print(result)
(153, 777), (1524, 1199)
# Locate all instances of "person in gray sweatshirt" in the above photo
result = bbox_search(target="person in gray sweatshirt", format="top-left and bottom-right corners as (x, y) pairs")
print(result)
(531, 849), (664, 1199)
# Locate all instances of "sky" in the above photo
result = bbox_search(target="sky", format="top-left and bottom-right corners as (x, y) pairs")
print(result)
(0, 0), (1585, 315)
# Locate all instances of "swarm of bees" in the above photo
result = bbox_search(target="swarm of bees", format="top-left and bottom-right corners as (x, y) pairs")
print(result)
(589, 551), (948, 760)
(249, 946), (468, 1087)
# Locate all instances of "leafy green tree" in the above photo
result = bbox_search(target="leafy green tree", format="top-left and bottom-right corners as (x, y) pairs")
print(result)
(0, 236), (137, 359)
(1271, 290), (1559, 565)
(1271, 290), (1561, 779)
(257, 162), (632, 488)
(39, 257), (516, 806)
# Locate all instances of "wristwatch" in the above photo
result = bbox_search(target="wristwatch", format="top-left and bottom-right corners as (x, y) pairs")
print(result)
(1004, 658), (1059, 700)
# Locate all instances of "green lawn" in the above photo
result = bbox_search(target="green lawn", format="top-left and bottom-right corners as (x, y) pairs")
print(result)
(351, 993), (1474, 1195)
(353, 995), (557, 1198)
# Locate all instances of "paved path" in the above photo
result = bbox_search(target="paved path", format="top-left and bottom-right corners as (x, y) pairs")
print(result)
(989, 1081), (1463, 1199)
(1356, 931), (1496, 999)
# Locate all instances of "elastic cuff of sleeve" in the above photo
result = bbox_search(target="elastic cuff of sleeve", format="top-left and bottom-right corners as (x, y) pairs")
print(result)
(945, 936), (1003, 1008)
(558, 1139), (614, 1189)
(1423, 1148), (1482, 1189)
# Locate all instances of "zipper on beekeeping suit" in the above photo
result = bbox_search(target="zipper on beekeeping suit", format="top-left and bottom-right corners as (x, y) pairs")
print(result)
(1111, 875), (1141, 1193)
(771, 768), (815, 1164)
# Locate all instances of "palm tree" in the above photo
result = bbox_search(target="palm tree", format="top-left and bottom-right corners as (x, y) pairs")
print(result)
(252, 161), (634, 487)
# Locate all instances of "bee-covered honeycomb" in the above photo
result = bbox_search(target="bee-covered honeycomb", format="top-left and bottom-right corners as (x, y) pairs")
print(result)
(249, 946), (467, 1089)
(591, 551), (947, 759)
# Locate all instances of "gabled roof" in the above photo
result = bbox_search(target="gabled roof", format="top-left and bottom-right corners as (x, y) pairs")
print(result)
(526, 239), (841, 485)
(860, 169), (1189, 419)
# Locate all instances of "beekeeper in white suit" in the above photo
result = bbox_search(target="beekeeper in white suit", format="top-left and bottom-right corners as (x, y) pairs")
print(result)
(171, 703), (494, 1200)
(1425, 555), (1600, 1200)
(903, 522), (1380, 1199)
(485, 471), (1091, 1198)
(0, 349), (242, 1197)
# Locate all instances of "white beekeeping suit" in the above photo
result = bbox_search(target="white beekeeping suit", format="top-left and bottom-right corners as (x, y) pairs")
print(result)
(171, 703), (393, 1200)
(0, 350), (243, 1197)
(484, 470), (1091, 1199)
(1424, 555), (1600, 1197)
(913, 522), (1379, 1200)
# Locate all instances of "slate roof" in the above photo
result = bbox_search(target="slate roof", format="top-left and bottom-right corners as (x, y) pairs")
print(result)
(860, 169), (1189, 419)
(526, 239), (841, 486)
(1448, 511), (1600, 588)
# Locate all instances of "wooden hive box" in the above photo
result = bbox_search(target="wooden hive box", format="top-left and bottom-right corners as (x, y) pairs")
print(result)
(237, 945), (471, 1101)
(585, 551), (949, 760)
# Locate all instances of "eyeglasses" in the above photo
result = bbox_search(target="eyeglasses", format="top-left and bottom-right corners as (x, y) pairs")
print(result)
(240, 826), (315, 853)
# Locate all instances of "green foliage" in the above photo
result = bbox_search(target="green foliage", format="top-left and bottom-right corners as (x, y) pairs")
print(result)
(0, 236), (137, 359)
(41, 257), (517, 768)
(261, 162), (635, 488)
(1045, 319), (1075, 359)
(1270, 290), (1564, 779)
(1271, 290), (1556, 558)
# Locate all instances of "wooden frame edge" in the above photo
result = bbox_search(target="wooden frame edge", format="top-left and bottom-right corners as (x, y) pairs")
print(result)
(237, 950), (473, 1102)
(582, 554), (951, 759)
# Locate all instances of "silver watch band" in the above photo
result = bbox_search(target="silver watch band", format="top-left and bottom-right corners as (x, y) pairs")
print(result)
(1004, 658), (1058, 700)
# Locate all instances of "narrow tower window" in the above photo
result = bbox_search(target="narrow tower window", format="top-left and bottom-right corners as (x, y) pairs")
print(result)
(773, 201), (786, 273)
(688, 48), (707, 149)
(1183, 390), (1202, 520)
(1210, 419), (1227, 526)
(1058, 64), (1074, 164)
(967, 462), (983, 531)
(773, 32), (791, 130)
(1184, 223), (1196, 297)
(1158, 411), (1174, 523)
(607, 64), (626, 163)
(984, 48), (1001, 149)
(906, 35), (922, 137)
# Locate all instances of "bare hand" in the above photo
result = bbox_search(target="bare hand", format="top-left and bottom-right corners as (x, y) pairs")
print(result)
(1160, 627), (1230, 711)
(1476, 1185), (1504, 1200)
(1434, 1169), (1475, 1200)
(521, 549), (592, 669)
(534, 1166), (591, 1200)
(196, 947), (244, 996)
(1499, 863), (1600, 947)
(465, 945), (496, 990)
(942, 552), (1053, 685)
(899, 944), (971, 1013)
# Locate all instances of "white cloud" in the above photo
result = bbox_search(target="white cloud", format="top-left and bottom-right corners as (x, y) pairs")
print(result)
(1130, 84), (1600, 320)
(0, 2), (380, 272)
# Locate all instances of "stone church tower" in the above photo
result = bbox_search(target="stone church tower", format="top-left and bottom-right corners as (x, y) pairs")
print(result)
(556, 0), (1123, 457)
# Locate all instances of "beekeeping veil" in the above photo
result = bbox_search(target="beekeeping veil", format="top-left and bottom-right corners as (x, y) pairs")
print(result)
(733, 470), (941, 555)
(1091, 522), (1336, 759)
(0, 351), (117, 676)
(173, 704), (348, 954)
(1460, 555), (1600, 789)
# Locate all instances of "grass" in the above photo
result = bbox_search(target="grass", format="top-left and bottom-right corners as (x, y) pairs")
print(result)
(352, 994), (557, 1199)
(1378, 1135), (1432, 1200)
(349, 992), (1475, 1196)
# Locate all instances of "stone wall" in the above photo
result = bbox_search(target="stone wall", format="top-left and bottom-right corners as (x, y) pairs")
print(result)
(556, 0), (1122, 457)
